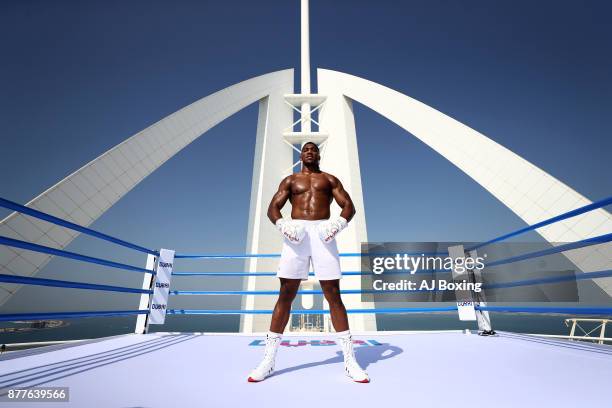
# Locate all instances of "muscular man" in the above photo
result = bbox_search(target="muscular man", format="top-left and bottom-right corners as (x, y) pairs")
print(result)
(247, 142), (369, 383)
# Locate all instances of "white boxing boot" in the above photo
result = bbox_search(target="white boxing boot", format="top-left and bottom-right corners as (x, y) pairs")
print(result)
(248, 332), (282, 382)
(337, 330), (370, 383)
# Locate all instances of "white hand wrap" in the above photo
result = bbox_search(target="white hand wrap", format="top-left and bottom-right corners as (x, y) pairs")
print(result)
(275, 219), (306, 244)
(317, 217), (348, 243)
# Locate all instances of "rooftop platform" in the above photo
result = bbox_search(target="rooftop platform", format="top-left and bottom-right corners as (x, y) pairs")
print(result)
(1, 331), (611, 407)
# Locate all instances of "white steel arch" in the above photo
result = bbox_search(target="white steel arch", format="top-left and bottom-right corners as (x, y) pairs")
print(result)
(0, 69), (294, 306)
(318, 68), (612, 296)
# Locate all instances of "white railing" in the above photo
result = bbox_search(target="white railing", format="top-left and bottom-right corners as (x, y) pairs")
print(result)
(561, 318), (610, 344)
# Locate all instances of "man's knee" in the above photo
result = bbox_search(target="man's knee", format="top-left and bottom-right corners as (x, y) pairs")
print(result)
(278, 280), (300, 302)
(321, 281), (343, 304)
(278, 291), (297, 303)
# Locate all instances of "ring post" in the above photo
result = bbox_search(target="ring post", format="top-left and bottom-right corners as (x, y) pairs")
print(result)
(134, 249), (175, 334)
(448, 245), (477, 323)
(147, 249), (175, 329)
(468, 249), (494, 334)
(135, 253), (157, 334)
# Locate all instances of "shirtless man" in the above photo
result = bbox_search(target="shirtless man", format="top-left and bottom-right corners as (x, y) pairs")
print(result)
(247, 142), (369, 383)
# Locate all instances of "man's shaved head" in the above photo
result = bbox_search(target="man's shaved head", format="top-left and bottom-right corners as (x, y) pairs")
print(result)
(301, 142), (319, 152)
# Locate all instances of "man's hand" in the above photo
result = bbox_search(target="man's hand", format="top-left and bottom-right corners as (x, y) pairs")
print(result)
(317, 217), (348, 243)
(276, 219), (306, 244)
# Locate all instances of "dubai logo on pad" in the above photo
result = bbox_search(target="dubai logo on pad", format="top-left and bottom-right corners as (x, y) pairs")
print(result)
(249, 340), (382, 347)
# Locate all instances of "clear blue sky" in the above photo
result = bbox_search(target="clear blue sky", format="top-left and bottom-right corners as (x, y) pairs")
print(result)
(1, 0), (611, 316)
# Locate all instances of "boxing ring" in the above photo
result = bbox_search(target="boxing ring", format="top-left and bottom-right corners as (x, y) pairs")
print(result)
(0, 196), (612, 407)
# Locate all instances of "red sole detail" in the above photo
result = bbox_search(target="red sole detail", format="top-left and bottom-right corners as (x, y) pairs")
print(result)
(354, 379), (370, 383)
(247, 377), (261, 382)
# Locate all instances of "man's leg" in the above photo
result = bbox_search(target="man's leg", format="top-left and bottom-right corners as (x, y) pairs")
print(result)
(319, 279), (349, 332)
(247, 278), (301, 382)
(270, 278), (301, 333)
(320, 279), (370, 383)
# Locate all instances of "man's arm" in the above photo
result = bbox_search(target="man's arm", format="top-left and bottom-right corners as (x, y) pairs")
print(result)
(329, 175), (356, 222)
(267, 176), (292, 224)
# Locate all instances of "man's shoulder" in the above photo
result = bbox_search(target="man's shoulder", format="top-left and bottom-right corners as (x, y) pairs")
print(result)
(279, 174), (295, 186)
(321, 172), (340, 184)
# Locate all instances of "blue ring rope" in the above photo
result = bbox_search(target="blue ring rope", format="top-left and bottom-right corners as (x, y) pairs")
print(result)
(2, 194), (609, 263)
(0, 273), (152, 295)
(485, 232), (612, 267)
(0, 310), (149, 322)
(0, 235), (155, 275)
(175, 253), (281, 260)
(171, 269), (450, 277)
(173, 271), (319, 277)
(482, 270), (612, 290)
(475, 305), (612, 315)
(468, 195), (612, 251)
(172, 270), (612, 295)
(167, 306), (458, 315)
(174, 251), (445, 259)
(170, 289), (437, 295)
(0, 197), (157, 256)
(174, 230), (612, 263)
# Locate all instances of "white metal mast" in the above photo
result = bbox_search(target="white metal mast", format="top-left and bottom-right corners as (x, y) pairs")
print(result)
(300, 0), (311, 133)
(282, 0), (327, 148)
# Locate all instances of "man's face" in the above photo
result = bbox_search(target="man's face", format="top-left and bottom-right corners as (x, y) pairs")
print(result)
(300, 143), (320, 165)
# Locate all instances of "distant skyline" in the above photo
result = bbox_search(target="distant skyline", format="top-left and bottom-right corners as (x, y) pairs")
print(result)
(1, 0), (610, 316)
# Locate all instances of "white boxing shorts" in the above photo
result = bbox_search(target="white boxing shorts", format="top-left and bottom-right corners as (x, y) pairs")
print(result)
(277, 219), (342, 280)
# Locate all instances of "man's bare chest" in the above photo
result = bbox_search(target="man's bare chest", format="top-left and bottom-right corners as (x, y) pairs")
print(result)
(291, 175), (332, 195)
